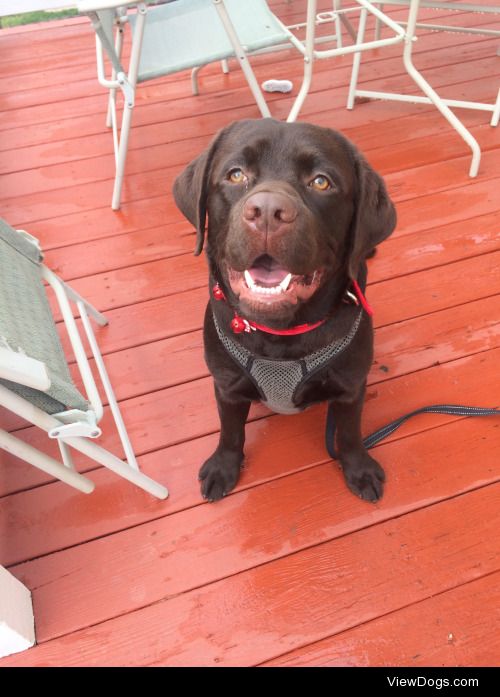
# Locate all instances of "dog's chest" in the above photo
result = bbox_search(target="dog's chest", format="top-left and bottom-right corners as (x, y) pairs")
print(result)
(213, 312), (363, 415)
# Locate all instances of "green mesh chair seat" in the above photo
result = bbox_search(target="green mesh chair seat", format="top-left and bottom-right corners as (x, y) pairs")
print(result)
(129, 0), (291, 82)
(0, 219), (88, 415)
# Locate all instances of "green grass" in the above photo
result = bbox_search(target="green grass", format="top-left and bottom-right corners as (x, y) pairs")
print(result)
(0, 9), (79, 28)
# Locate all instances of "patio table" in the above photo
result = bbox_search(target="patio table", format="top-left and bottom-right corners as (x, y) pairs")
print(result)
(288, 0), (500, 177)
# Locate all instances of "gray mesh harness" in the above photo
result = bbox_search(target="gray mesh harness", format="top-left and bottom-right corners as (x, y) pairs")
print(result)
(213, 311), (363, 414)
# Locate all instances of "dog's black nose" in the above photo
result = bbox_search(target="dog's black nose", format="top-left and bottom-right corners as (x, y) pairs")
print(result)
(243, 191), (297, 234)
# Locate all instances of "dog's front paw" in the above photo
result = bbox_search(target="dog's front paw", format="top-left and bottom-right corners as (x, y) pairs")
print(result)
(341, 452), (385, 502)
(198, 449), (244, 502)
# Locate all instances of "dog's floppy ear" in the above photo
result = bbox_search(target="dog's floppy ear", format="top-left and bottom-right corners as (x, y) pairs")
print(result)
(173, 130), (225, 256)
(348, 152), (396, 280)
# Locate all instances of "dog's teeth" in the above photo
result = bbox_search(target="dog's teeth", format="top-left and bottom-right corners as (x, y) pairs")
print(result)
(244, 269), (294, 295)
(244, 270), (255, 289)
(279, 273), (292, 292)
(245, 274), (290, 295)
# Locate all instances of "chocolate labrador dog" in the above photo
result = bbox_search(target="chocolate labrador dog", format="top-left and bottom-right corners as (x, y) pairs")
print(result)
(174, 119), (396, 503)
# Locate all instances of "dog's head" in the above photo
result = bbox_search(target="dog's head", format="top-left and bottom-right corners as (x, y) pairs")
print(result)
(174, 119), (396, 326)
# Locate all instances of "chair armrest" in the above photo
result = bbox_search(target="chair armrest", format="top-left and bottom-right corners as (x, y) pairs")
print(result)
(0, 346), (51, 391)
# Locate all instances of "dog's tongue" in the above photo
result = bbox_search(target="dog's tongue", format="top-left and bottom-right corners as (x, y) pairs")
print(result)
(248, 256), (290, 285)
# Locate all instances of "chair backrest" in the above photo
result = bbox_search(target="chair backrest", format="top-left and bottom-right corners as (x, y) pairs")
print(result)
(128, 0), (292, 81)
(0, 220), (88, 414)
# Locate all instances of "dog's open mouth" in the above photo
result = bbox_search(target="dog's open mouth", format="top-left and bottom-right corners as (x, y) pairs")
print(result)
(227, 254), (323, 309)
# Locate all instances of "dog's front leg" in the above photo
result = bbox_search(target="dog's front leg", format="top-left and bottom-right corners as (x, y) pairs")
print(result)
(329, 385), (385, 502)
(199, 385), (251, 501)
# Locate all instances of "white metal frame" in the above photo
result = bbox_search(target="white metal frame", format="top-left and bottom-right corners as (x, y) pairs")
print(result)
(286, 0), (407, 122)
(348, 0), (500, 177)
(0, 251), (168, 499)
(79, 0), (409, 208)
(89, 1), (144, 211)
(79, 0), (308, 209)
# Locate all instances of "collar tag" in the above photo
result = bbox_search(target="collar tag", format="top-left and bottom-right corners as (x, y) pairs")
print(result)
(212, 283), (226, 301)
(344, 289), (359, 306)
(231, 315), (255, 334)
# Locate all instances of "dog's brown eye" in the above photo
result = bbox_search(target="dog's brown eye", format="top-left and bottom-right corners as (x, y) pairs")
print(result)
(310, 175), (332, 191)
(228, 168), (246, 184)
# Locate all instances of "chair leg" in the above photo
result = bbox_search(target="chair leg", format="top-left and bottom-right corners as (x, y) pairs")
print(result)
(42, 266), (104, 421)
(401, 0), (480, 177)
(375, 3), (384, 41)
(43, 268), (142, 480)
(334, 0), (357, 47)
(0, 384), (168, 500)
(213, 0), (271, 118)
(0, 428), (95, 494)
(112, 102), (134, 210)
(65, 436), (168, 499)
(106, 25), (125, 129)
(237, 56), (271, 118)
(77, 300), (139, 472)
(191, 66), (202, 95)
(287, 56), (313, 123)
(333, 0), (343, 49)
(491, 87), (500, 127)
(58, 439), (76, 470)
(347, 7), (368, 110)
(110, 3), (146, 210)
(106, 89), (116, 130)
(287, 0), (317, 122)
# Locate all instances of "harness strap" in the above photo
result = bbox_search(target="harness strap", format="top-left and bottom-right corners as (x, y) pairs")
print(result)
(214, 310), (363, 414)
(325, 403), (500, 459)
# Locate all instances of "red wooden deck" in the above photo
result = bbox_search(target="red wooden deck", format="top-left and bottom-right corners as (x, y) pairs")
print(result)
(0, 1), (499, 667)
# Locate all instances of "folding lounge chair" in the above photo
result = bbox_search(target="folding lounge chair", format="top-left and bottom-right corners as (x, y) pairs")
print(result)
(0, 219), (168, 499)
(77, 0), (307, 210)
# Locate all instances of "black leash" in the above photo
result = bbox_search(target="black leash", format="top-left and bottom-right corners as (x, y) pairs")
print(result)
(325, 271), (499, 457)
(325, 403), (500, 459)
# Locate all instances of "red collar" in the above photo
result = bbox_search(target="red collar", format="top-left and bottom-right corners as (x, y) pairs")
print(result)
(212, 279), (372, 335)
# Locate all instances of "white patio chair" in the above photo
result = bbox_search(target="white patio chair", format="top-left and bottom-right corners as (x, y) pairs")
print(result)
(77, 0), (308, 210)
(347, 0), (500, 178)
(285, 0), (407, 122)
(0, 219), (168, 500)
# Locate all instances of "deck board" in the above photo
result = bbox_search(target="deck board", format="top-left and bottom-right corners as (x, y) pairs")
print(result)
(3, 484), (499, 666)
(0, 0), (499, 667)
(7, 421), (499, 645)
(264, 571), (500, 667)
(3, 341), (499, 537)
